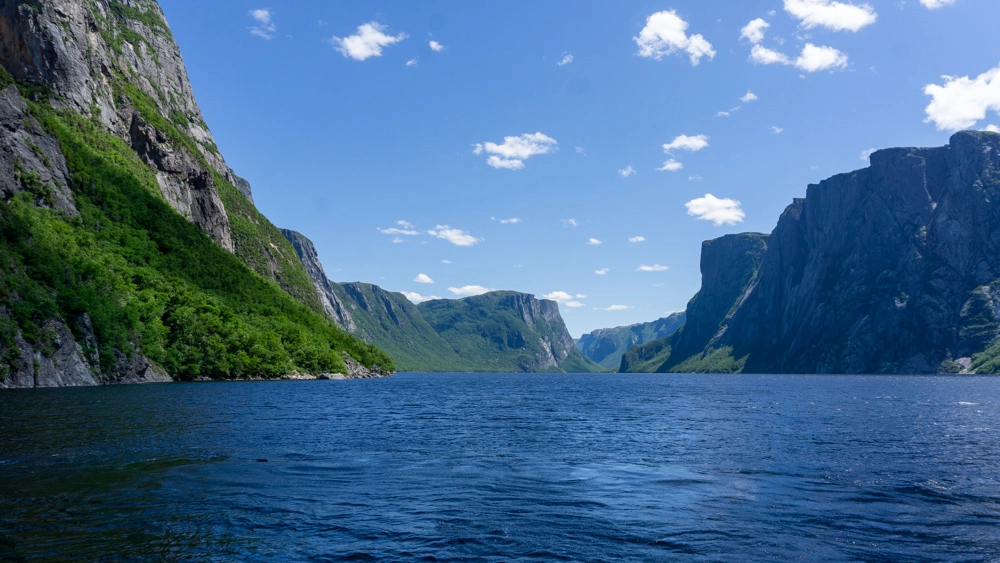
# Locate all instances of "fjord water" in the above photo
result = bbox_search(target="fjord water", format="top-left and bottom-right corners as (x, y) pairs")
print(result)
(1, 374), (999, 561)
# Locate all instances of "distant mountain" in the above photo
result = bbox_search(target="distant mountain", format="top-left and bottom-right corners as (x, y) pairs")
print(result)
(623, 131), (1000, 374)
(577, 313), (686, 369)
(280, 231), (600, 373)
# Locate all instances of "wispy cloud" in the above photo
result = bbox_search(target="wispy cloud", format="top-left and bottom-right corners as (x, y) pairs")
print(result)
(586, 238), (603, 245)
(557, 53), (574, 66)
(600, 304), (631, 311)
(249, 9), (276, 40)
(562, 218), (578, 227)
(920, 0), (956, 8)
(543, 291), (585, 308)
(402, 291), (440, 304)
(332, 22), (407, 61)
(657, 159), (684, 172)
(628, 236), (646, 243)
(741, 90), (759, 103)
(429, 40), (444, 52)
(924, 65), (1000, 131)
(491, 216), (522, 225)
(618, 165), (636, 178)
(772, 126), (785, 134)
(448, 285), (493, 297)
(595, 268), (609, 275)
(473, 132), (557, 170)
(634, 10), (715, 66)
(637, 264), (669, 272)
(860, 148), (876, 161)
(441, 259), (453, 264)
(750, 43), (848, 72)
(428, 225), (481, 246)
(378, 219), (421, 236)
(414, 273), (434, 284)
(685, 194), (745, 226)
(406, 58), (418, 67)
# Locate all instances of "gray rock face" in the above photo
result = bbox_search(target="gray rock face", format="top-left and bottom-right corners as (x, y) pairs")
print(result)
(0, 312), (169, 389)
(280, 228), (355, 331)
(631, 131), (1000, 374)
(0, 84), (76, 214)
(232, 174), (254, 204)
(0, 0), (237, 248)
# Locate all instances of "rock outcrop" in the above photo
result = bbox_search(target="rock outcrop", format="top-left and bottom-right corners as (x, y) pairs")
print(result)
(281, 228), (355, 331)
(577, 312), (686, 370)
(625, 131), (1000, 374)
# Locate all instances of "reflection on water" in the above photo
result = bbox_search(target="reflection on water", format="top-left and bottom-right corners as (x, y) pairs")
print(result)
(1, 374), (999, 561)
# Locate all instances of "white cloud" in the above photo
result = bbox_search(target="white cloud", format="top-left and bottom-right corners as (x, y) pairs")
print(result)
(406, 58), (418, 67)
(491, 217), (521, 224)
(586, 238), (602, 245)
(920, 0), (956, 8)
(638, 264), (670, 272)
(772, 126), (785, 134)
(543, 291), (586, 308)
(601, 304), (631, 311)
(663, 134), (709, 153)
(392, 237), (405, 244)
(595, 268), (609, 275)
(429, 40), (444, 52)
(557, 53), (574, 66)
(563, 218), (578, 227)
(741, 90), (759, 102)
(249, 9), (276, 40)
(796, 43), (849, 72)
(784, 0), (877, 32)
(448, 285), (493, 297)
(717, 111), (730, 117)
(428, 225), (481, 246)
(576, 294), (587, 299)
(634, 10), (716, 66)
(685, 194), (746, 226)
(657, 159), (684, 171)
(441, 259), (452, 264)
(618, 165), (636, 178)
(332, 22), (407, 61)
(987, 124), (1000, 133)
(628, 236), (646, 243)
(860, 147), (876, 161)
(475, 132), (557, 170)
(689, 175), (704, 182)
(414, 273), (434, 284)
(740, 18), (770, 44)
(397, 220), (414, 229)
(923, 65), (1000, 131)
(402, 291), (440, 304)
(379, 227), (419, 236)
(751, 43), (848, 72)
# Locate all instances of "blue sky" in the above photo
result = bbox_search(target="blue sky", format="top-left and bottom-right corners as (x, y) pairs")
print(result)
(158, 0), (1000, 337)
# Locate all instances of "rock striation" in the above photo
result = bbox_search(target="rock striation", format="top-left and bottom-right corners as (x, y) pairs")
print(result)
(624, 131), (1000, 374)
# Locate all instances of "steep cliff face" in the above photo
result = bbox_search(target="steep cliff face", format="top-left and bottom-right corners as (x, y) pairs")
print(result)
(577, 312), (686, 370)
(281, 228), (355, 331)
(620, 233), (768, 373)
(0, 0), (393, 386)
(418, 291), (601, 373)
(626, 131), (1000, 374)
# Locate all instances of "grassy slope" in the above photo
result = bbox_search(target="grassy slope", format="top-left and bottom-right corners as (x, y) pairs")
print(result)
(0, 91), (392, 381)
(331, 282), (468, 372)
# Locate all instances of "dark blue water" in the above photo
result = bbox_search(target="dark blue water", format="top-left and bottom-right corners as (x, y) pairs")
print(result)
(1, 373), (999, 561)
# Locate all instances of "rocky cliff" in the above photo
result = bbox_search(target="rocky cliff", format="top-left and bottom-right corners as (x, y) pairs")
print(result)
(418, 291), (601, 373)
(281, 228), (355, 331)
(624, 131), (1000, 374)
(577, 312), (686, 370)
(0, 0), (393, 386)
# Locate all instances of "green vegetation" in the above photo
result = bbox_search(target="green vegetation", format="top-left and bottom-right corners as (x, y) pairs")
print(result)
(417, 291), (601, 373)
(332, 283), (469, 372)
(0, 97), (392, 380)
(0, 66), (12, 89)
(668, 346), (746, 374)
(578, 312), (686, 370)
(93, 0), (172, 65)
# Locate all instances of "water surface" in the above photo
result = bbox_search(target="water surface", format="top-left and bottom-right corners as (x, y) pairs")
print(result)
(1, 373), (998, 561)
